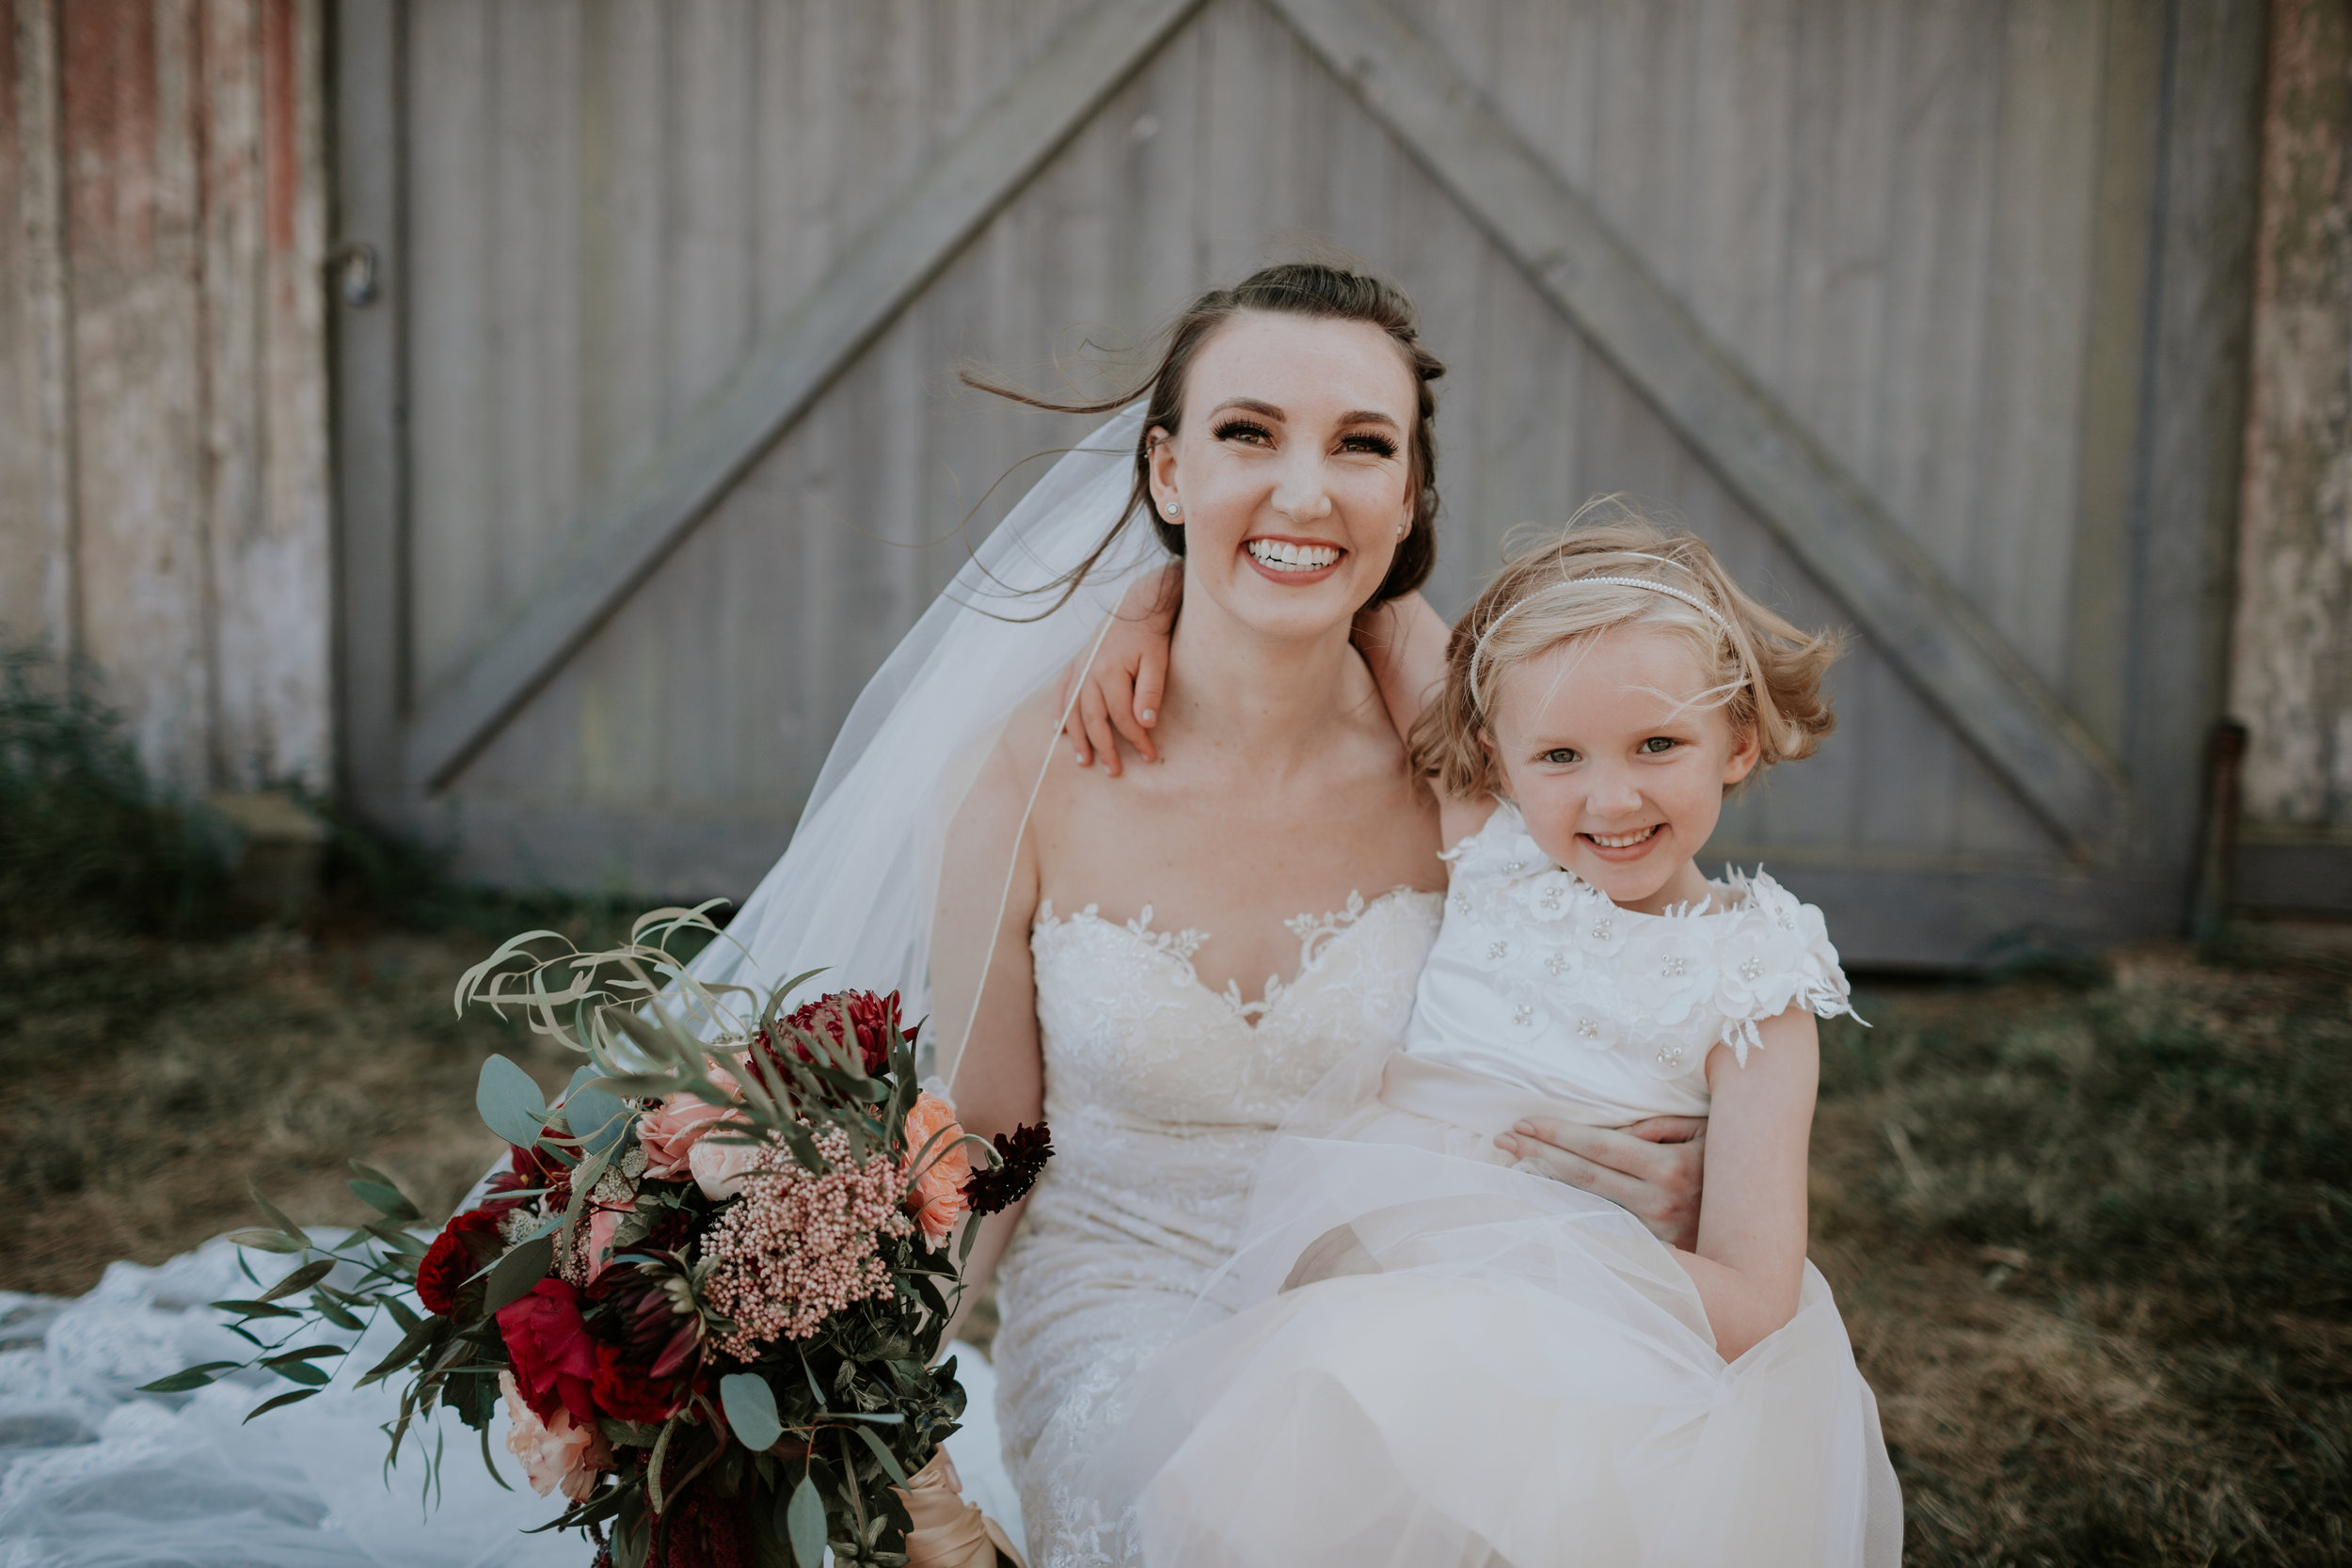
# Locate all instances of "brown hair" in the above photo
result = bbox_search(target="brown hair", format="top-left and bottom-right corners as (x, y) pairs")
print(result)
(1409, 499), (1842, 800)
(964, 262), (1446, 608)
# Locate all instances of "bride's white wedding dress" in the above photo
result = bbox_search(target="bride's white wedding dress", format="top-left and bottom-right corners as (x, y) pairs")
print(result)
(991, 889), (1444, 1566)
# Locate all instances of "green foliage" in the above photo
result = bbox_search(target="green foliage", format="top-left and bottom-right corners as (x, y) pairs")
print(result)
(0, 646), (229, 939)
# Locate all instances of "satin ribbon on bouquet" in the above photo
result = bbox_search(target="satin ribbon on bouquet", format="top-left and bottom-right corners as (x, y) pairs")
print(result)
(897, 1449), (1028, 1568)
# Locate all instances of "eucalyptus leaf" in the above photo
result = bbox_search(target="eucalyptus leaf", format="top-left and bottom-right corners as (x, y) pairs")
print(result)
(311, 1291), (365, 1332)
(785, 1472), (827, 1568)
(136, 1361), (240, 1394)
(347, 1178), (421, 1222)
(476, 1053), (548, 1148)
(364, 1222), (430, 1257)
(849, 1423), (908, 1487)
(227, 1227), (305, 1255)
(561, 1077), (632, 1158)
(256, 1259), (335, 1304)
(720, 1372), (784, 1451)
(484, 1234), (554, 1314)
(244, 1386), (322, 1422)
(247, 1187), (311, 1249)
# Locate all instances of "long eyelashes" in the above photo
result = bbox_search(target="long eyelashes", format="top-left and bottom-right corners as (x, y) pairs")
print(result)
(1210, 420), (1398, 459)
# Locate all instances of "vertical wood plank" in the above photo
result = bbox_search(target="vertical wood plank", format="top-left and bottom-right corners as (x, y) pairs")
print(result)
(1969, 0), (2105, 683)
(255, 0), (328, 785)
(8, 0), (78, 660)
(62, 0), (214, 786)
(2125, 0), (2265, 863)
(2231, 0), (2352, 832)
(0, 0), (28, 639)
(330, 0), (408, 818)
(2065, 0), (2166, 752)
(404, 0), (490, 694)
(197, 0), (265, 784)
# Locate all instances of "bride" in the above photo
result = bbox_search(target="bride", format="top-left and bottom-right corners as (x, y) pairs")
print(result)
(927, 264), (1708, 1564)
(0, 263), (1701, 1567)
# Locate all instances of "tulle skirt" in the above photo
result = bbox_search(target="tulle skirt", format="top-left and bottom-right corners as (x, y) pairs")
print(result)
(1102, 1057), (1903, 1568)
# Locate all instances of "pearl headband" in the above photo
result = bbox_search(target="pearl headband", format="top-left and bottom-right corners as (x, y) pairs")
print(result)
(1469, 564), (1733, 713)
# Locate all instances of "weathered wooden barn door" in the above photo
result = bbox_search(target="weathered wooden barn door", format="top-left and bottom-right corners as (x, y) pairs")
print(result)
(330, 0), (2265, 967)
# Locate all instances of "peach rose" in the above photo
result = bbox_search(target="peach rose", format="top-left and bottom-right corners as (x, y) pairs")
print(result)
(637, 1092), (732, 1181)
(689, 1132), (767, 1201)
(901, 1092), (973, 1247)
(583, 1203), (631, 1284)
(500, 1370), (612, 1500)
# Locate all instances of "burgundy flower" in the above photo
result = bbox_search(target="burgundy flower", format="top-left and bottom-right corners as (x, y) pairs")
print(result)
(961, 1121), (1054, 1217)
(648, 1478), (749, 1565)
(414, 1208), (505, 1317)
(481, 1142), (560, 1209)
(592, 1339), (688, 1424)
(763, 989), (911, 1076)
(496, 1277), (599, 1425)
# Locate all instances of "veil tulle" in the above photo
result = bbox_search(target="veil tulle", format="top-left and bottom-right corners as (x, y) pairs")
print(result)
(685, 404), (1163, 1071)
(0, 410), (1158, 1567)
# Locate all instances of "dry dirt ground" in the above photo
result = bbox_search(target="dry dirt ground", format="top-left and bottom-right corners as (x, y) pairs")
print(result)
(5, 924), (2345, 1566)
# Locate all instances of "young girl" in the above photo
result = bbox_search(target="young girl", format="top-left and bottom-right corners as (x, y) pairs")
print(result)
(1073, 512), (1902, 1566)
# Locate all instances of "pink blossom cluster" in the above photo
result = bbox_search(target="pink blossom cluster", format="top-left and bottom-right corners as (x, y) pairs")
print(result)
(701, 1127), (914, 1357)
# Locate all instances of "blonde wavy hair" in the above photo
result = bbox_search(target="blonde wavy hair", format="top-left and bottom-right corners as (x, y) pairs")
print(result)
(1409, 499), (1843, 801)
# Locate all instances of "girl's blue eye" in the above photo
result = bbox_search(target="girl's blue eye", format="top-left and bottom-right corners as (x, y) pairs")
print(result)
(1541, 749), (1578, 765)
(1640, 736), (1677, 754)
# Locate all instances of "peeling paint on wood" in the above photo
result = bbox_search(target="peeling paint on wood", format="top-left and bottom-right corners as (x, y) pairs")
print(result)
(0, 0), (329, 793)
(2232, 0), (2352, 832)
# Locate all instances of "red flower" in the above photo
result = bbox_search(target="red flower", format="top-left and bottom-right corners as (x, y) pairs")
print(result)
(766, 989), (911, 1076)
(414, 1208), (506, 1317)
(592, 1340), (687, 1425)
(496, 1277), (599, 1425)
(481, 1142), (560, 1209)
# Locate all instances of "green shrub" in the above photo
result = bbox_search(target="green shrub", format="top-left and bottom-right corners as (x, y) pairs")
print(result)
(0, 648), (228, 939)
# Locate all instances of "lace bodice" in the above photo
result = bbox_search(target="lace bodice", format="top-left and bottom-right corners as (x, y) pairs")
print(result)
(990, 886), (1442, 1565)
(1405, 801), (1855, 1122)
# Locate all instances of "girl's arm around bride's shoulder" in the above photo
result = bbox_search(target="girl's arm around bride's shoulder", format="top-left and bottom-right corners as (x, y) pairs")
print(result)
(1056, 568), (1453, 778)
(1673, 1006), (1820, 1361)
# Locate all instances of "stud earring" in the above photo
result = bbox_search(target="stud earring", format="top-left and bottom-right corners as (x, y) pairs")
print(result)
(1164, 499), (1181, 517)
(1396, 518), (1409, 539)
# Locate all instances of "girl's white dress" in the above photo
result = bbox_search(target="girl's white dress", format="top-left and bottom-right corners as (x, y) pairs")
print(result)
(1107, 803), (1906, 1567)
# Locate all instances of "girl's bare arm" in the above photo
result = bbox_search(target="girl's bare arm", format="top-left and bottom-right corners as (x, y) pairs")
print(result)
(1666, 1006), (1819, 1359)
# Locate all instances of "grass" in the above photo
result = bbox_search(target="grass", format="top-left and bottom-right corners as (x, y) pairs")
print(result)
(1813, 940), (2352, 1566)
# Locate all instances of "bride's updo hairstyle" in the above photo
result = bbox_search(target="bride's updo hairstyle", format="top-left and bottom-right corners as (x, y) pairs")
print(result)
(1411, 499), (1842, 801)
(965, 261), (1446, 608)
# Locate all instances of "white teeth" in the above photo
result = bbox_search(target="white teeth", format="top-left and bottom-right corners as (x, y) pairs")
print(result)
(1247, 539), (1341, 572)
(1588, 827), (1661, 849)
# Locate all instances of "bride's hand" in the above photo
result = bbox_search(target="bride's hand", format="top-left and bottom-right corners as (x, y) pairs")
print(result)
(1056, 565), (1181, 774)
(1497, 1115), (1707, 1251)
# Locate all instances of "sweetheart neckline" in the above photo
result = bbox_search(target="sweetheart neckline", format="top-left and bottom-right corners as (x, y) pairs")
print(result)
(1034, 885), (1440, 1030)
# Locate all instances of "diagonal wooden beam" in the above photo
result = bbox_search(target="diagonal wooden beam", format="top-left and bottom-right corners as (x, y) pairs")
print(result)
(406, 0), (1207, 790)
(1263, 0), (2131, 856)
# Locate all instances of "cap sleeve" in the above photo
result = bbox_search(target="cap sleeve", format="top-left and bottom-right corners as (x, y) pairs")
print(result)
(1709, 873), (1860, 1065)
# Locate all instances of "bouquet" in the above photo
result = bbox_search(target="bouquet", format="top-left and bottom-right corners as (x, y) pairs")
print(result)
(147, 906), (1049, 1568)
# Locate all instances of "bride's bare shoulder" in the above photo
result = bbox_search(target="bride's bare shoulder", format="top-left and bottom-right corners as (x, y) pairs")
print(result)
(950, 685), (1068, 824)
